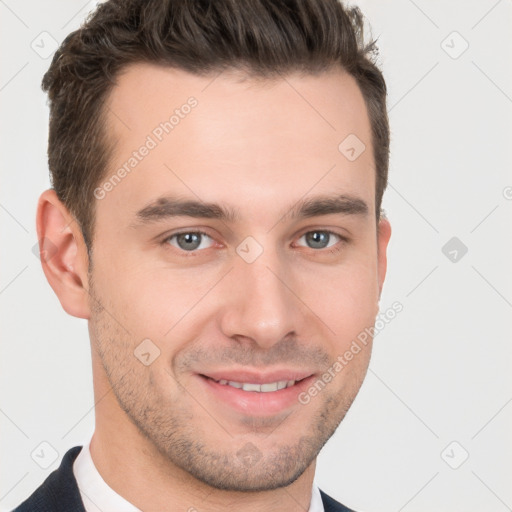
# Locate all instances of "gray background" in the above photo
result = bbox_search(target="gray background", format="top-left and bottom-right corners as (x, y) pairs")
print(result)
(1, 1), (511, 511)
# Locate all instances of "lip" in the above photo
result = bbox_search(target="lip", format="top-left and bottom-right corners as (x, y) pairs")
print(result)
(200, 369), (314, 384)
(197, 370), (316, 417)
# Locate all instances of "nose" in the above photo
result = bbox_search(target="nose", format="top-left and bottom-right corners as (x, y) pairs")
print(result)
(219, 249), (305, 350)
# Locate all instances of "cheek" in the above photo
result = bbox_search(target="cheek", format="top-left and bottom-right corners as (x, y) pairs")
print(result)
(90, 252), (171, 335)
(97, 259), (218, 343)
(299, 261), (379, 340)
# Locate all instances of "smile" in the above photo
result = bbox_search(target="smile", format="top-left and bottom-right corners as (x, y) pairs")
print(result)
(211, 378), (297, 392)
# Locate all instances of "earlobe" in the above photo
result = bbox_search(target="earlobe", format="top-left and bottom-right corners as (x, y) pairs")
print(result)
(377, 217), (392, 299)
(36, 189), (91, 319)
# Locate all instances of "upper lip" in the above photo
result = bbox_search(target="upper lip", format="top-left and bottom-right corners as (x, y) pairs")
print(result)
(199, 369), (315, 384)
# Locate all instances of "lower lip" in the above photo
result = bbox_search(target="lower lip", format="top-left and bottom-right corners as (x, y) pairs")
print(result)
(198, 374), (315, 416)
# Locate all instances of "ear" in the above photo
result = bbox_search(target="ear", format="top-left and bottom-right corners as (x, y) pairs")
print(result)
(376, 216), (392, 299)
(35, 189), (91, 319)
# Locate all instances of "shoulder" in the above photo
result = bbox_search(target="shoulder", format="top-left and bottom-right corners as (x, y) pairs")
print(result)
(12, 446), (85, 512)
(320, 489), (358, 512)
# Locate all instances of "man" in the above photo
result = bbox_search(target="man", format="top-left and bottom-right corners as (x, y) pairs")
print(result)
(14, 0), (391, 510)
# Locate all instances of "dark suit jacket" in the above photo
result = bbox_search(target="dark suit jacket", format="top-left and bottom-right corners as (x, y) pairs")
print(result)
(12, 446), (356, 512)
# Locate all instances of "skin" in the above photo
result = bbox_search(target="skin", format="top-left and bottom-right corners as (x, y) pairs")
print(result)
(37, 63), (391, 512)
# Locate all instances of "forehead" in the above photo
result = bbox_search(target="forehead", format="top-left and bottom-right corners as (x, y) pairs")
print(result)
(100, 63), (375, 224)
(107, 63), (371, 145)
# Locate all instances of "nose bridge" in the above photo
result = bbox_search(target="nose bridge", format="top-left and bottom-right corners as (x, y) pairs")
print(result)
(220, 242), (301, 347)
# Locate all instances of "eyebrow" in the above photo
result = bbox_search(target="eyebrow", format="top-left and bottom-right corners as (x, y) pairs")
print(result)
(131, 193), (369, 226)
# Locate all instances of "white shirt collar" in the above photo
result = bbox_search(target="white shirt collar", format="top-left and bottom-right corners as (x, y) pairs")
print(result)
(73, 435), (324, 512)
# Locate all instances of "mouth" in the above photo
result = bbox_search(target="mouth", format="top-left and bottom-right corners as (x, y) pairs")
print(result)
(196, 370), (316, 416)
(203, 376), (302, 392)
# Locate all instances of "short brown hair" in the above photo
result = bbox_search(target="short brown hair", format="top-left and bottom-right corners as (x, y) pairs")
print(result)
(42, 0), (389, 254)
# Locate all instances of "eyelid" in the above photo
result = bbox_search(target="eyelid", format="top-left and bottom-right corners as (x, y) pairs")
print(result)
(163, 228), (211, 239)
(293, 224), (349, 240)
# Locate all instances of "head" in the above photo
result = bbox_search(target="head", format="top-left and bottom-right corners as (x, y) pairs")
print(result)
(37, 0), (391, 493)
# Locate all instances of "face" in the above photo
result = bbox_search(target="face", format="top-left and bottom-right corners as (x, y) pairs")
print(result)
(86, 63), (390, 491)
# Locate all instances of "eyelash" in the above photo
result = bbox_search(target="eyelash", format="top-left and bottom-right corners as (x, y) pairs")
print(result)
(160, 229), (348, 257)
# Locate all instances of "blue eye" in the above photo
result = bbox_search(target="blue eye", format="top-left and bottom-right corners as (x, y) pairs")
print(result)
(161, 229), (346, 256)
(163, 231), (214, 252)
(297, 230), (342, 250)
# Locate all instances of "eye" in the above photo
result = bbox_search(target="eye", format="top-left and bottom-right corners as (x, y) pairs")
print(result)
(296, 230), (344, 250)
(163, 231), (215, 252)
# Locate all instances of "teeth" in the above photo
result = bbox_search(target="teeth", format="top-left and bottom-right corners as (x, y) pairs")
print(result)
(215, 379), (297, 392)
(242, 383), (261, 392)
